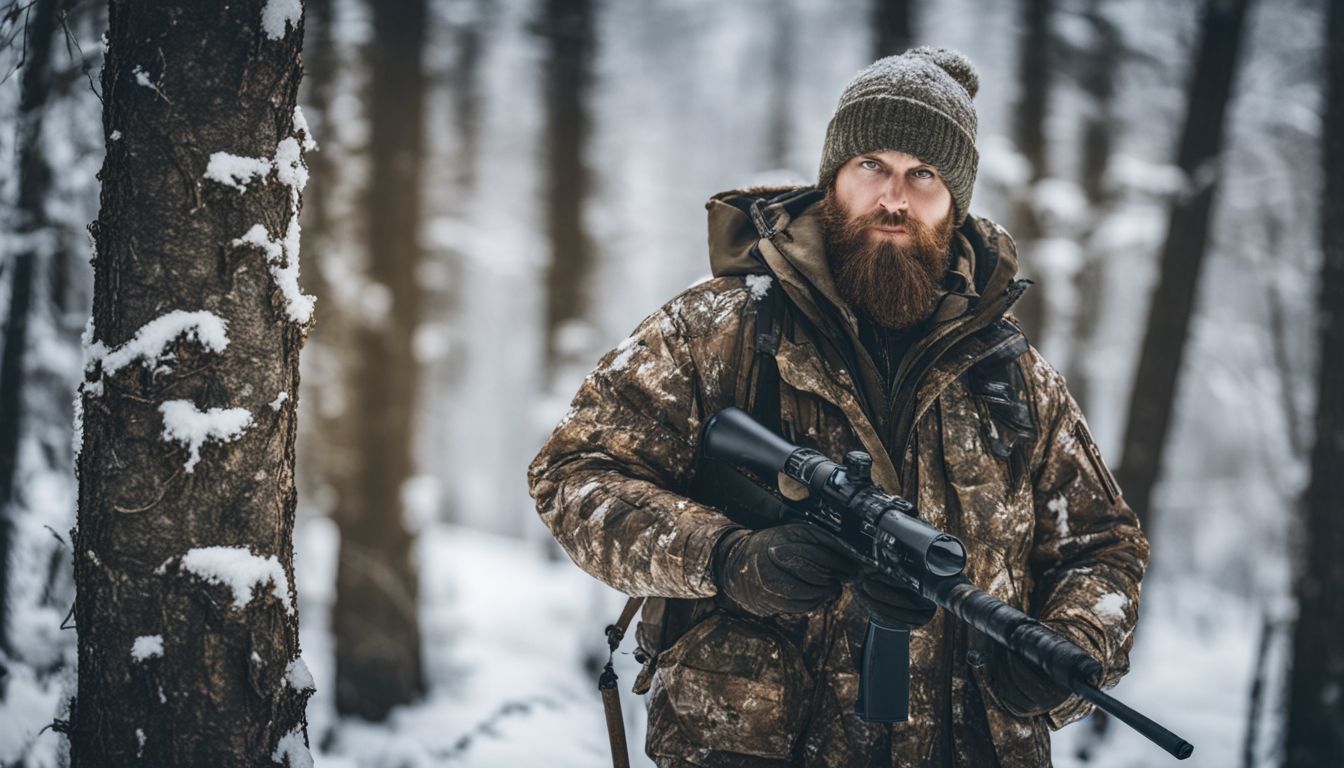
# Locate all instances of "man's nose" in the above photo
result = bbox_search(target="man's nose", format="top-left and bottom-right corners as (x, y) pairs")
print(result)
(877, 178), (908, 214)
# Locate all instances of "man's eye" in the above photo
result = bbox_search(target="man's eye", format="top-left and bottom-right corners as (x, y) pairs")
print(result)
(913, 168), (935, 179)
(860, 160), (881, 171)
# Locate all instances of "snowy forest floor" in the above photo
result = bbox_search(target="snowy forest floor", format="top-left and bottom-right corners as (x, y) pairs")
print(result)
(0, 519), (1268, 766)
(297, 521), (1260, 768)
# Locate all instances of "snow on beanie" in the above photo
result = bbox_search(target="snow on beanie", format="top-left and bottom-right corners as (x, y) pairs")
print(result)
(817, 47), (980, 223)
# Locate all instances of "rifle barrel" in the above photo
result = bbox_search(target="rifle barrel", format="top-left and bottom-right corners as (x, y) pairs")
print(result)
(1072, 681), (1194, 760)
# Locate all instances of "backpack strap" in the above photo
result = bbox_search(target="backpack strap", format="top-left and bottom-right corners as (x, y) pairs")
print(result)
(745, 262), (784, 435)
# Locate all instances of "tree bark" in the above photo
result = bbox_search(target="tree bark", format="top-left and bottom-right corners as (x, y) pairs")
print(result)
(1115, 0), (1253, 531)
(539, 0), (596, 381)
(70, 1), (313, 765)
(331, 0), (428, 721)
(1283, 0), (1344, 762)
(0, 0), (61, 654)
(872, 0), (915, 59)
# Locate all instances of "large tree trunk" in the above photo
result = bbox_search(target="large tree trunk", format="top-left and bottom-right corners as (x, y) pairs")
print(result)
(539, 0), (596, 381)
(872, 0), (915, 58)
(0, 0), (61, 654)
(1006, 0), (1052, 341)
(331, 0), (428, 721)
(1114, 0), (1253, 531)
(1283, 0), (1344, 762)
(70, 1), (313, 764)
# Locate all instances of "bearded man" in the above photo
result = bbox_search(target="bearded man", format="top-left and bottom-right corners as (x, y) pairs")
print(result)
(529, 47), (1149, 767)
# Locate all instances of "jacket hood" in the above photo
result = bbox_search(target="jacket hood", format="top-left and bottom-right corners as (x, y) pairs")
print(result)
(705, 185), (1021, 325)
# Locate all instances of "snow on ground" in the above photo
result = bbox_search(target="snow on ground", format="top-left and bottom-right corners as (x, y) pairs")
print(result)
(294, 517), (1254, 767)
(0, 515), (1274, 767)
(297, 517), (651, 767)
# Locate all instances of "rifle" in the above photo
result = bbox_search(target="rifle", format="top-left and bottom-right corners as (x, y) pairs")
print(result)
(701, 406), (1194, 761)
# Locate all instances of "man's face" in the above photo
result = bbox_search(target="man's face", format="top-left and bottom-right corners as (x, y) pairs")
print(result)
(820, 150), (957, 331)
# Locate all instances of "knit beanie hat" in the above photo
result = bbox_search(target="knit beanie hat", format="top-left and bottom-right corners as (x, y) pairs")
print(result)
(817, 47), (980, 223)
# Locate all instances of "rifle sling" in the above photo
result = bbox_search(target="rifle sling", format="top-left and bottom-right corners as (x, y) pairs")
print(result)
(600, 596), (644, 768)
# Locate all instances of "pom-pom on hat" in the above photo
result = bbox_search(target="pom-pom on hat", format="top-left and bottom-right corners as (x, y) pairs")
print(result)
(817, 47), (980, 223)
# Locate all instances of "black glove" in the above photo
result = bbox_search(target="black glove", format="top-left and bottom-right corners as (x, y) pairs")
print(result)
(989, 638), (1074, 716)
(850, 571), (937, 628)
(711, 525), (857, 618)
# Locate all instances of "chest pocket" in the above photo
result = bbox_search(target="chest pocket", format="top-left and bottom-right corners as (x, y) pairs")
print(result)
(966, 333), (1035, 493)
(939, 374), (1037, 600)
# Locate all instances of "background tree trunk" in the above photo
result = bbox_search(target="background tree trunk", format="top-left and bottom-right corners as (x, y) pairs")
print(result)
(539, 0), (596, 382)
(1283, 0), (1344, 762)
(70, 1), (313, 764)
(1063, 0), (1121, 415)
(1006, 0), (1052, 341)
(1114, 0), (1253, 531)
(0, 0), (60, 654)
(764, 6), (794, 171)
(331, 0), (429, 721)
(872, 0), (915, 58)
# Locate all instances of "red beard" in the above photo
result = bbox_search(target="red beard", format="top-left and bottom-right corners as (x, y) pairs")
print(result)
(819, 192), (956, 331)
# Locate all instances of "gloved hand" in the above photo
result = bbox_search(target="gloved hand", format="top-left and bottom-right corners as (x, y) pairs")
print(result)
(988, 632), (1076, 716)
(711, 525), (856, 618)
(850, 571), (937, 628)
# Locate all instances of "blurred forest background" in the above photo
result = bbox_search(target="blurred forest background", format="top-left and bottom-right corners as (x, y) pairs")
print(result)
(0, 0), (1340, 765)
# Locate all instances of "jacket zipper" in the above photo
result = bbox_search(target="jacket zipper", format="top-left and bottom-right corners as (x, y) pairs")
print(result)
(940, 399), (960, 768)
(886, 286), (1026, 478)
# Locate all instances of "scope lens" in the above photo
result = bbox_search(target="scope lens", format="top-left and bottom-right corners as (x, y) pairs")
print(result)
(926, 537), (966, 577)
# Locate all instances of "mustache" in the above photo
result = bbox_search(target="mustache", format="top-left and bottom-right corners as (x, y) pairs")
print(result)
(852, 209), (911, 229)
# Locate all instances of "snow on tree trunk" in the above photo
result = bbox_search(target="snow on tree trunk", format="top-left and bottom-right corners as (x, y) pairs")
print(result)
(1283, 0), (1344, 762)
(1115, 0), (1254, 531)
(330, 0), (428, 721)
(69, 1), (313, 764)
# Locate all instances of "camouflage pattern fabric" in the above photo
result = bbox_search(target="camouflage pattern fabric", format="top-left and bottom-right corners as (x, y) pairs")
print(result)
(528, 189), (1149, 767)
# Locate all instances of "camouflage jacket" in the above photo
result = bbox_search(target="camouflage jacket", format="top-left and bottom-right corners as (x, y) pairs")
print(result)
(528, 188), (1149, 767)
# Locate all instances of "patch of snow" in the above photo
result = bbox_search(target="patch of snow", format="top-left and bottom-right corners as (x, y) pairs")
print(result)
(230, 224), (315, 325)
(90, 310), (230, 378)
(271, 727), (313, 768)
(273, 138), (308, 190)
(606, 336), (639, 373)
(1092, 593), (1128, 623)
(131, 66), (161, 98)
(169, 546), (293, 613)
(745, 274), (772, 299)
(159, 400), (252, 473)
(1047, 495), (1070, 537)
(293, 106), (317, 152)
(261, 0), (302, 41)
(285, 658), (316, 693)
(205, 152), (273, 193)
(131, 635), (163, 661)
(269, 391), (289, 411)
